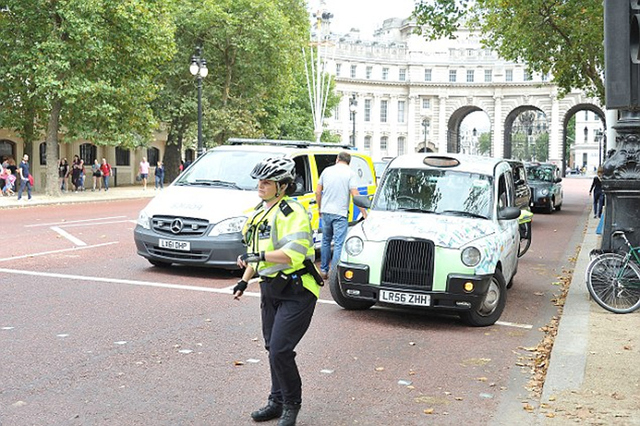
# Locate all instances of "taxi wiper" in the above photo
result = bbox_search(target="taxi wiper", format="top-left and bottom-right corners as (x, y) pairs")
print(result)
(397, 207), (436, 214)
(440, 210), (487, 219)
(194, 179), (243, 190)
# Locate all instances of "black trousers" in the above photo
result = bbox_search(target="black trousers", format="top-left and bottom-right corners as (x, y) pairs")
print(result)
(260, 279), (316, 406)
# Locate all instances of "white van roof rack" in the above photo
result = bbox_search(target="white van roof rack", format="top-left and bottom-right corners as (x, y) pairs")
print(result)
(227, 138), (353, 150)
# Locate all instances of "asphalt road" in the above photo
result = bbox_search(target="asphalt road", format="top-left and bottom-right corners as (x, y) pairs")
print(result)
(0, 178), (592, 426)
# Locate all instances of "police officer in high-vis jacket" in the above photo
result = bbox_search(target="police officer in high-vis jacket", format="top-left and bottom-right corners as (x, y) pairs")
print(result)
(233, 156), (323, 426)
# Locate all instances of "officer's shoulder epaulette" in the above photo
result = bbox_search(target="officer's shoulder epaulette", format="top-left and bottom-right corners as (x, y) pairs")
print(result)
(279, 199), (294, 216)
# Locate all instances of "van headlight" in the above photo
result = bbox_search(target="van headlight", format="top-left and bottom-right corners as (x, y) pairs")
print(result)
(461, 246), (481, 267)
(540, 188), (549, 196)
(345, 236), (364, 256)
(137, 210), (151, 229)
(209, 216), (247, 237)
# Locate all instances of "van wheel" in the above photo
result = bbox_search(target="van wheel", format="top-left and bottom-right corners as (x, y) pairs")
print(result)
(149, 259), (172, 268)
(460, 269), (507, 327)
(329, 269), (375, 310)
(546, 198), (555, 214)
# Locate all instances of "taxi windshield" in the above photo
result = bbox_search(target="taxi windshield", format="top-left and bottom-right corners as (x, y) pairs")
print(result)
(175, 150), (285, 190)
(527, 166), (554, 182)
(373, 168), (493, 219)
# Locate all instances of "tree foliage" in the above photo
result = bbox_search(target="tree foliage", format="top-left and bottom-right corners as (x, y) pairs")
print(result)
(0, 0), (176, 195)
(413, 0), (604, 101)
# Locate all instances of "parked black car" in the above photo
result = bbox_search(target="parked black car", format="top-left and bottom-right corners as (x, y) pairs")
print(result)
(526, 162), (563, 213)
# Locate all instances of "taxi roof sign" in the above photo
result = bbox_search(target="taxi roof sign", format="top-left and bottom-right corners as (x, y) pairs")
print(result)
(423, 156), (460, 168)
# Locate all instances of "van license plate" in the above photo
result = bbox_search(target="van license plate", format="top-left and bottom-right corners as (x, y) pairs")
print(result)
(379, 290), (430, 307)
(159, 239), (190, 251)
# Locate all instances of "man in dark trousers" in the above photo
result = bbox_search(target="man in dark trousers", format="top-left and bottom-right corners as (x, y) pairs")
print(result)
(17, 154), (32, 201)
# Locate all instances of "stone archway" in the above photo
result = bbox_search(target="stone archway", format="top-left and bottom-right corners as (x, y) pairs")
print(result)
(503, 106), (546, 160)
(562, 104), (606, 175)
(447, 106), (483, 153)
(0, 139), (16, 161)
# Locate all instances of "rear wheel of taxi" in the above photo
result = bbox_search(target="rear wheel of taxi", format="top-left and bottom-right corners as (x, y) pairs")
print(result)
(329, 269), (375, 310)
(459, 269), (507, 327)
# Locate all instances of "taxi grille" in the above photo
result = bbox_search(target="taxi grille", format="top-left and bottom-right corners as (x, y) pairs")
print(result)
(381, 238), (434, 289)
(146, 244), (210, 261)
(152, 216), (209, 237)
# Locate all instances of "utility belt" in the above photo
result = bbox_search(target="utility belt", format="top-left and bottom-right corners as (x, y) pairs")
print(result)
(261, 259), (324, 295)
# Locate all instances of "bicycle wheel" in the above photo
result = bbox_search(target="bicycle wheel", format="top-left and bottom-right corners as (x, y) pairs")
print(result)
(517, 221), (531, 258)
(586, 253), (640, 313)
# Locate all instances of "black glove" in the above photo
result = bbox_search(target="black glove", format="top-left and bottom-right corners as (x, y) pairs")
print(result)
(233, 279), (248, 294)
(240, 251), (265, 263)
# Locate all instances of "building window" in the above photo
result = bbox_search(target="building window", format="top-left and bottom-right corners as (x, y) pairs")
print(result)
(585, 111), (589, 120)
(364, 135), (371, 150)
(541, 73), (549, 81)
(364, 99), (372, 122)
(424, 68), (432, 82)
(399, 68), (406, 81)
(449, 70), (457, 82)
(382, 67), (389, 80)
(506, 69), (513, 82)
(397, 137), (406, 155)
(397, 100), (405, 123)
(584, 125), (589, 143)
(380, 136), (388, 151)
(80, 143), (97, 165)
(466, 69), (474, 82)
(422, 98), (431, 109)
(380, 100), (388, 123)
(484, 69), (492, 82)
(115, 147), (130, 166)
(334, 104), (340, 121)
(147, 147), (160, 167)
(350, 64), (357, 78)
(524, 70), (532, 81)
(39, 142), (47, 165)
(336, 63), (341, 77)
(366, 66), (372, 79)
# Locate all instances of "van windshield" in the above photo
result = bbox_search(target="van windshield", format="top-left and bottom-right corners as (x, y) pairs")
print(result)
(374, 168), (493, 219)
(175, 150), (285, 190)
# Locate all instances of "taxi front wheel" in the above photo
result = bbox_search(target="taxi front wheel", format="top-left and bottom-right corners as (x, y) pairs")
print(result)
(329, 269), (375, 310)
(459, 269), (507, 327)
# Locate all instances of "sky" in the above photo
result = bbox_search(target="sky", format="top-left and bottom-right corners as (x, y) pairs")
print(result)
(317, 0), (417, 38)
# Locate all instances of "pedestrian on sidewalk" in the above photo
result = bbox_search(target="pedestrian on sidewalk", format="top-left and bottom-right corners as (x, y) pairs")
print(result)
(91, 159), (103, 191)
(17, 154), (32, 201)
(315, 151), (367, 280)
(1, 166), (15, 196)
(71, 155), (84, 192)
(154, 161), (165, 190)
(589, 166), (604, 218)
(233, 157), (322, 426)
(58, 158), (69, 192)
(139, 157), (150, 190)
(100, 158), (112, 191)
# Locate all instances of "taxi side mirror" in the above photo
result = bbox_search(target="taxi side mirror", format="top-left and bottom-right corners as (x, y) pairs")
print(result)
(353, 195), (371, 209)
(498, 206), (521, 221)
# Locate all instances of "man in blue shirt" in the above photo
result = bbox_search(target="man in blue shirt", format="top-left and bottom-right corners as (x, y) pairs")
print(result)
(17, 154), (32, 201)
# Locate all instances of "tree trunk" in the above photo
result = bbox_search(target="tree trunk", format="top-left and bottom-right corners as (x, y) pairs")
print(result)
(45, 98), (62, 196)
(162, 119), (185, 184)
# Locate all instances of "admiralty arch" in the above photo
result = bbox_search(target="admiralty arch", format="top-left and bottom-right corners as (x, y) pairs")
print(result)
(324, 19), (607, 171)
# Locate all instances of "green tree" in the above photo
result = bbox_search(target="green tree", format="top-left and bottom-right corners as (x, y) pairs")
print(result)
(413, 0), (604, 101)
(0, 0), (176, 195)
(155, 0), (320, 182)
(477, 132), (492, 156)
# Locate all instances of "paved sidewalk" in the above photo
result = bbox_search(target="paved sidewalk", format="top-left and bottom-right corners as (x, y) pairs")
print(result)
(0, 185), (156, 209)
(538, 215), (640, 425)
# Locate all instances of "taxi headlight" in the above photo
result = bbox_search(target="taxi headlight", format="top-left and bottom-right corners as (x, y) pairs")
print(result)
(345, 236), (364, 256)
(137, 210), (151, 229)
(461, 246), (481, 267)
(209, 216), (247, 237)
(540, 188), (549, 196)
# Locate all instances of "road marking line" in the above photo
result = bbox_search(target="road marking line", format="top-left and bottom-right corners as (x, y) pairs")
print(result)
(57, 220), (135, 228)
(25, 216), (128, 228)
(495, 320), (533, 329)
(0, 242), (118, 263)
(51, 226), (87, 246)
(0, 267), (535, 324)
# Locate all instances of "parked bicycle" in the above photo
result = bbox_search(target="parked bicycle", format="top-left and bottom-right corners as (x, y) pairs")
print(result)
(517, 209), (533, 258)
(585, 229), (640, 313)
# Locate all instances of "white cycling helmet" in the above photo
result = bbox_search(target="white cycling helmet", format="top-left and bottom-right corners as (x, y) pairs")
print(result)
(250, 157), (295, 182)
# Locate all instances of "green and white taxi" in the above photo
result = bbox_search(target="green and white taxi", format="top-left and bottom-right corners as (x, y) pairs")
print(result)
(329, 154), (521, 326)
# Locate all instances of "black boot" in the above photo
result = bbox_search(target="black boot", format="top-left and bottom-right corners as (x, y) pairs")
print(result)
(251, 399), (282, 422)
(277, 404), (300, 426)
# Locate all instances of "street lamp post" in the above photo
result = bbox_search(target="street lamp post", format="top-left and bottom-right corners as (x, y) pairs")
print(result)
(595, 129), (604, 166)
(349, 94), (357, 147)
(189, 47), (208, 157)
